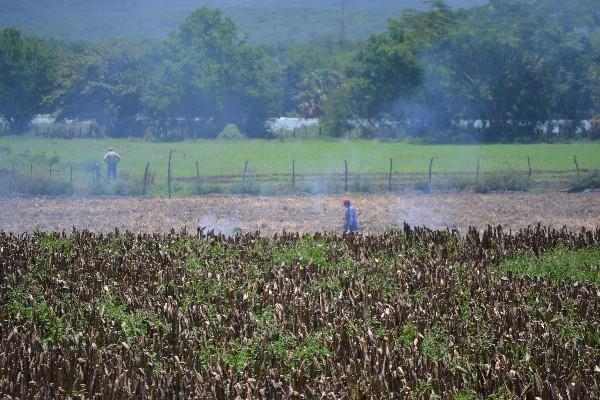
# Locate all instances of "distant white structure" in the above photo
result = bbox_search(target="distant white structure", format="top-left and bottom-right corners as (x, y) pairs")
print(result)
(267, 117), (319, 131)
(31, 114), (55, 125)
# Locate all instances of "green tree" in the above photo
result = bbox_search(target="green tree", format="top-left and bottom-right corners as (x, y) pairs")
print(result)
(295, 68), (343, 118)
(0, 28), (57, 133)
(51, 39), (152, 137)
(321, 2), (457, 137)
(145, 7), (281, 138)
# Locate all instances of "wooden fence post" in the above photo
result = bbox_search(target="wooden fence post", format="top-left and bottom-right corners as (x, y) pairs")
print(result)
(168, 150), (173, 199)
(573, 155), (580, 177)
(428, 157), (435, 190)
(243, 161), (248, 182)
(388, 158), (393, 192)
(195, 161), (201, 193)
(143, 162), (150, 195)
(292, 160), (296, 191)
(476, 157), (480, 183)
(527, 156), (533, 177)
(344, 160), (349, 193)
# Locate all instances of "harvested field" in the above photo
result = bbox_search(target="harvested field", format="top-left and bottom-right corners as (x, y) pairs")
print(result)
(1, 192), (599, 234)
(1, 227), (600, 398)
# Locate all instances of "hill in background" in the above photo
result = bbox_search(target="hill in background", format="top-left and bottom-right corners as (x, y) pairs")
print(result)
(0, 0), (487, 43)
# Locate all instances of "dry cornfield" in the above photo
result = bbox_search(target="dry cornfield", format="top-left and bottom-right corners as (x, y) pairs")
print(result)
(1, 225), (599, 399)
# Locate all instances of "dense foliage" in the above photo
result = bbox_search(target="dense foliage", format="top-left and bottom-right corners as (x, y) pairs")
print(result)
(0, 29), (57, 133)
(1, 226), (599, 398)
(0, 0), (599, 141)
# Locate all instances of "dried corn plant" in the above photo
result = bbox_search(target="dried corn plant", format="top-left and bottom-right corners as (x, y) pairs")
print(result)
(1, 225), (599, 399)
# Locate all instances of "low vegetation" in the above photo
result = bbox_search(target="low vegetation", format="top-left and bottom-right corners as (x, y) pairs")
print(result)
(0, 138), (598, 197)
(569, 172), (600, 192)
(499, 247), (600, 285)
(1, 226), (599, 398)
(474, 171), (531, 194)
(0, 173), (73, 196)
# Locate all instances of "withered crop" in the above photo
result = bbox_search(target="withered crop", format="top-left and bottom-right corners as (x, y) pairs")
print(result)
(1, 225), (599, 399)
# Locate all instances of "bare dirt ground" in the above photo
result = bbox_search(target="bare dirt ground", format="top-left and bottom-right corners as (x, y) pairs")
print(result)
(1, 192), (599, 235)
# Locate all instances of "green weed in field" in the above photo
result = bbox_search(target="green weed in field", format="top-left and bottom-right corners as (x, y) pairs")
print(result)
(499, 247), (600, 285)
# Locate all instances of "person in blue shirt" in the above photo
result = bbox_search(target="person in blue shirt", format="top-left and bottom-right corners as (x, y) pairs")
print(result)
(343, 198), (360, 232)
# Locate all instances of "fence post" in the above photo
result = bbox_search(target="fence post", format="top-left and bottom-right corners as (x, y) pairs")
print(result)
(476, 157), (480, 183)
(292, 160), (296, 191)
(30, 163), (33, 178)
(195, 161), (200, 193)
(527, 156), (532, 177)
(344, 160), (348, 193)
(428, 157), (435, 190)
(70, 165), (73, 183)
(243, 160), (248, 183)
(49, 162), (52, 178)
(143, 162), (150, 195)
(388, 158), (393, 192)
(573, 155), (580, 177)
(168, 150), (173, 199)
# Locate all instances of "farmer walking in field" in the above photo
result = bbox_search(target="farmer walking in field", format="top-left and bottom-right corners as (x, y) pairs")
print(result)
(342, 198), (360, 232)
(104, 147), (121, 180)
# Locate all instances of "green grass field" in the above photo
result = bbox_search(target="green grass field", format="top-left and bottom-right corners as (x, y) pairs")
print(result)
(0, 137), (599, 195)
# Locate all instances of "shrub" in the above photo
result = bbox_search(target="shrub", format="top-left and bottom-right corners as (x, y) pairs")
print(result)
(0, 173), (73, 196)
(231, 180), (260, 195)
(217, 124), (246, 140)
(569, 172), (600, 192)
(435, 176), (474, 191)
(349, 176), (373, 193)
(475, 171), (530, 193)
(86, 176), (143, 196)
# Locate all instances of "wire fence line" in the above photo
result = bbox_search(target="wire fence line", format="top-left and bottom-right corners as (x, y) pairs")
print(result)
(0, 154), (597, 196)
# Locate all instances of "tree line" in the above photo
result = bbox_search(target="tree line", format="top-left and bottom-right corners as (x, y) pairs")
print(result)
(1, 0), (599, 142)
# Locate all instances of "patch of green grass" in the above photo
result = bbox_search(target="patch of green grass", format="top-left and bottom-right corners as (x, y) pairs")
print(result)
(98, 293), (159, 343)
(422, 326), (451, 361)
(475, 170), (531, 193)
(5, 284), (68, 344)
(0, 137), (598, 196)
(499, 247), (600, 285)
(454, 390), (478, 400)
(272, 236), (329, 268)
(36, 234), (75, 255)
(397, 323), (418, 348)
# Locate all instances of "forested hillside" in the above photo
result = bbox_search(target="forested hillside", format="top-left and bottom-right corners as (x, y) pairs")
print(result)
(0, 0), (486, 43)
(1, 0), (598, 142)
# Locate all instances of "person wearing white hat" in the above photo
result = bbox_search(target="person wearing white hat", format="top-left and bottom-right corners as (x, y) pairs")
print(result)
(103, 147), (121, 180)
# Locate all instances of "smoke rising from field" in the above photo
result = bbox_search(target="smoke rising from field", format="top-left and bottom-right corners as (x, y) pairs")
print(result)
(197, 213), (241, 236)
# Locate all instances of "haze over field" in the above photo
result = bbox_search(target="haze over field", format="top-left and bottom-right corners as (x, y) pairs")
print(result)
(0, 0), (487, 43)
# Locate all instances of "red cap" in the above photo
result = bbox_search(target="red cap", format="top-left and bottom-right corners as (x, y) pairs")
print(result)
(342, 198), (350, 206)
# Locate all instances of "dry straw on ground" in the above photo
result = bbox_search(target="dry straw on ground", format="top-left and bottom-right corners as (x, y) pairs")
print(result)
(1, 192), (599, 234)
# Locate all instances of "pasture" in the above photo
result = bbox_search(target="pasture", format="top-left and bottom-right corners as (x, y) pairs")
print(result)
(0, 137), (599, 196)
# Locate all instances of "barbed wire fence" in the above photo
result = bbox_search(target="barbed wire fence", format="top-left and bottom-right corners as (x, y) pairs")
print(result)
(0, 153), (596, 197)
